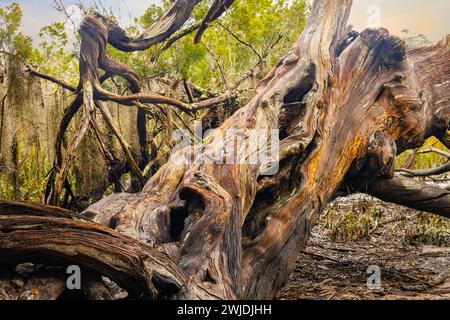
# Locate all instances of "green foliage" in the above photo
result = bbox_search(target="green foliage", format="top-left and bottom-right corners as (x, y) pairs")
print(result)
(2, 1), (309, 91)
(321, 197), (450, 246)
(0, 2), (78, 84)
(39, 22), (68, 47)
(139, 4), (165, 27)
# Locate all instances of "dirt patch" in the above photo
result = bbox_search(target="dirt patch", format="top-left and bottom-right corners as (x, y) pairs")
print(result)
(277, 196), (450, 300)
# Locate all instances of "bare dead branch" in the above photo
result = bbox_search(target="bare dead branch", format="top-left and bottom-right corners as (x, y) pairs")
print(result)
(396, 161), (450, 177)
(28, 67), (78, 92)
(202, 43), (229, 89)
(217, 22), (262, 61)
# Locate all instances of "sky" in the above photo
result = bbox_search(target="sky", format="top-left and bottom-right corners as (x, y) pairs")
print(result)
(1, 0), (449, 43)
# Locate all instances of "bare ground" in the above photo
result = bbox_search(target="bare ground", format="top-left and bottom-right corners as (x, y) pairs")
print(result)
(277, 196), (450, 300)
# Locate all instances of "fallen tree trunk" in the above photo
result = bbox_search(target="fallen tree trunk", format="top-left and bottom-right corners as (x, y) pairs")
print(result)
(1, 0), (449, 300)
(0, 205), (186, 299)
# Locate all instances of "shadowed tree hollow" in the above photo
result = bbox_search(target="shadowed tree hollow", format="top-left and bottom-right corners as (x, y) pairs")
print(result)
(0, 0), (449, 300)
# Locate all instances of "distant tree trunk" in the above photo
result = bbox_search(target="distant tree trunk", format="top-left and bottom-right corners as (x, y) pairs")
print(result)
(0, 0), (449, 300)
